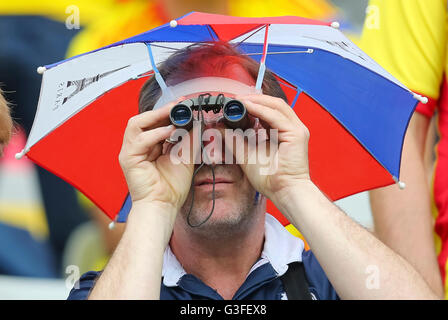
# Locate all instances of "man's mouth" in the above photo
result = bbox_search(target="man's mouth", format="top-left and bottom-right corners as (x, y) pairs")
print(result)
(194, 177), (233, 187)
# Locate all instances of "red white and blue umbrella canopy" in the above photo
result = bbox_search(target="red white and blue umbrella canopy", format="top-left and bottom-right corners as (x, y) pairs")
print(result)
(18, 12), (425, 225)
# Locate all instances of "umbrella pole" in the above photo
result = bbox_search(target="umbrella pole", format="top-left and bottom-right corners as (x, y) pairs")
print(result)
(146, 44), (175, 102)
(255, 24), (270, 93)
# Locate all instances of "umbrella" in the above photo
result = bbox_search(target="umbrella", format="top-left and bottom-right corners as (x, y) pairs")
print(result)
(17, 12), (425, 227)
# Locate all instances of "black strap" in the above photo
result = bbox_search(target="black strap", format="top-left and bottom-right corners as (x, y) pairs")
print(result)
(279, 261), (312, 300)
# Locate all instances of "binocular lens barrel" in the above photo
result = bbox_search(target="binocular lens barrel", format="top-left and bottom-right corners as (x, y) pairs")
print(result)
(223, 100), (249, 129)
(170, 104), (193, 130)
(224, 101), (245, 121)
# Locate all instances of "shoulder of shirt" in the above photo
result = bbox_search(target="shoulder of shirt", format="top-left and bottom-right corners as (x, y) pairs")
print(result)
(67, 270), (102, 300)
(302, 250), (339, 300)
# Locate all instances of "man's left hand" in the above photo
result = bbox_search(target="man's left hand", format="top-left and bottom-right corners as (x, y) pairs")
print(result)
(232, 94), (311, 206)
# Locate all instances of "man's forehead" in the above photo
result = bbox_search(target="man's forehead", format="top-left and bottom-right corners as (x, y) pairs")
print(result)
(176, 63), (255, 90)
(153, 75), (258, 110)
(213, 64), (255, 87)
(183, 91), (236, 100)
(181, 54), (256, 86)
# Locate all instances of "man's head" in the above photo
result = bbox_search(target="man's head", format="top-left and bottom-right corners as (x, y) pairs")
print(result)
(138, 42), (286, 237)
(139, 42), (286, 112)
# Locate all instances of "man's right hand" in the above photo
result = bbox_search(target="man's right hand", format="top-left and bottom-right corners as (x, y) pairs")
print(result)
(89, 102), (195, 300)
(118, 102), (194, 213)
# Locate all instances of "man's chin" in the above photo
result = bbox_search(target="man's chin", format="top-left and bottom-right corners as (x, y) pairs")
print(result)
(184, 199), (255, 235)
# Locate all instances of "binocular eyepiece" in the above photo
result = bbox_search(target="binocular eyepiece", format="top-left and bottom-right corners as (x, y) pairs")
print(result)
(169, 95), (249, 131)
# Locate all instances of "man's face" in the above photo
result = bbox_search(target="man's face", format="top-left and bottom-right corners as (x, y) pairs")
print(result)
(177, 65), (262, 234)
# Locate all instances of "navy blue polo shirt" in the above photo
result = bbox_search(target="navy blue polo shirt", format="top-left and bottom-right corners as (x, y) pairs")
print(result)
(68, 214), (339, 300)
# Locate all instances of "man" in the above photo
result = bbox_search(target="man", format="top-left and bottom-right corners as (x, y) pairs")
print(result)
(68, 43), (437, 300)
(361, 0), (446, 298)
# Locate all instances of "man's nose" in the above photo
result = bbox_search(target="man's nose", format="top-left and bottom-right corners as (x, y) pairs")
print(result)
(200, 122), (227, 164)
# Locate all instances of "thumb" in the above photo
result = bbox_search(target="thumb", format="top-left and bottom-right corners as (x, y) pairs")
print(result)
(223, 128), (258, 166)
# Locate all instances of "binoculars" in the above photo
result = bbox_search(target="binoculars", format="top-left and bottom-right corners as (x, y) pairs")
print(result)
(169, 94), (249, 131)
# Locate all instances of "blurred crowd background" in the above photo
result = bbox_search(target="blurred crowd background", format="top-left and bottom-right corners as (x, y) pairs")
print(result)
(0, 0), (379, 299)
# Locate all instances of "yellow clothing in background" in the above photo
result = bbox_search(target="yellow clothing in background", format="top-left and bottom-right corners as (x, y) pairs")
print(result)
(360, 0), (447, 104)
(361, 0), (448, 297)
(0, 0), (115, 24)
(67, 0), (338, 57)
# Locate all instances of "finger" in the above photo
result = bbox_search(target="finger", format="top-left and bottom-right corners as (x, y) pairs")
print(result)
(124, 97), (185, 140)
(242, 94), (308, 131)
(240, 99), (296, 132)
(128, 125), (175, 157)
(237, 94), (298, 123)
(147, 142), (163, 162)
(222, 127), (259, 166)
(163, 127), (200, 165)
(124, 106), (169, 141)
(139, 96), (187, 129)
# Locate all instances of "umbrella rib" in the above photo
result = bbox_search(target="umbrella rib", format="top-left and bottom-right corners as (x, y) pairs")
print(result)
(206, 25), (218, 41)
(244, 49), (314, 56)
(148, 43), (181, 51)
(232, 25), (267, 48)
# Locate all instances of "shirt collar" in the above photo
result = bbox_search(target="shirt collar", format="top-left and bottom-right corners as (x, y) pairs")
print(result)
(162, 213), (304, 287)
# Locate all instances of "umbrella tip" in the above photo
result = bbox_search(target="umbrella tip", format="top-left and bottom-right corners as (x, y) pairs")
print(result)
(15, 149), (25, 160)
(393, 176), (406, 189)
(37, 66), (46, 74)
(108, 221), (115, 230)
(170, 20), (178, 28)
(331, 21), (340, 29)
(413, 93), (428, 104)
